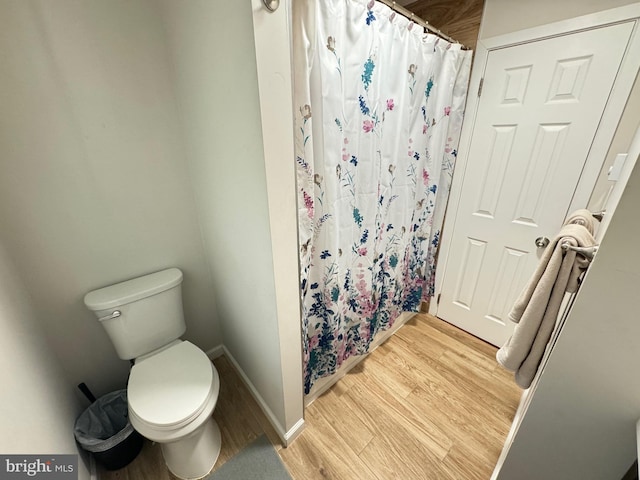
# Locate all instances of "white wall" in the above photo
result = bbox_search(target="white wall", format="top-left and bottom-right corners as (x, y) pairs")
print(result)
(158, 0), (303, 438)
(495, 132), (640, 479)
(0, 0), (221, 396)
(0, 241), (89, 480)
(479, 0), (639, 38)
(250, 0), (305, 438)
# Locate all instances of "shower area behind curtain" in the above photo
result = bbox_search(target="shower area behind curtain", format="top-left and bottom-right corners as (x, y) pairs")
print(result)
(293, 0), (472, 395)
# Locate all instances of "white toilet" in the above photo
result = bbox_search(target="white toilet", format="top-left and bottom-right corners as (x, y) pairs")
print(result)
(84, 268), (221, 480)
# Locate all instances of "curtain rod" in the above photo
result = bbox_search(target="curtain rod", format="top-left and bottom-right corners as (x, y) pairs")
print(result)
(377, 0), (466, 49)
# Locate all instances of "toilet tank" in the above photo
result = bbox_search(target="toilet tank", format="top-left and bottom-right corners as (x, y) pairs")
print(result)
(84, 268), (186, 360)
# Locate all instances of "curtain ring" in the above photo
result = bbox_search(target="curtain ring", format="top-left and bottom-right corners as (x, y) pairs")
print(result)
(263, 0), (279, 12)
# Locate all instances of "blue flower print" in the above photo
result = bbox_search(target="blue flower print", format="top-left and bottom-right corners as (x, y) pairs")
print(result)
(358, 95), (370, 115)
(366, 10), (376, 25)
(425, 77), (434, 99)
(353, 208), (363, 227)
(362, 58), (375, 91)
(432, 230), (440, 248)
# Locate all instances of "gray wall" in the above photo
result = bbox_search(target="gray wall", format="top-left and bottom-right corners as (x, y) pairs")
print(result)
(158, 0), (287, 427)
(0, 0), (298, 440)
(0, 0), (221, 396)
(0, 241), (89, 480)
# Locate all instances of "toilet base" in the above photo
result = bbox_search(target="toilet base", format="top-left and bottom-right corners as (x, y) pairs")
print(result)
(161, 416), (221, 480)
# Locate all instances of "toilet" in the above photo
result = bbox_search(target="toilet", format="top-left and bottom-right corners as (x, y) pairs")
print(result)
(84, 268), (221, 480)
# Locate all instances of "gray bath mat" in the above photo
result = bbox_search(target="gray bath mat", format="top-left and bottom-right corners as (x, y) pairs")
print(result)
(208, 435), (292, 480)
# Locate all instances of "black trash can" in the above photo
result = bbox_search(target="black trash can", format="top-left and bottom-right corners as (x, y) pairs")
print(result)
(74, 389), (144, 470)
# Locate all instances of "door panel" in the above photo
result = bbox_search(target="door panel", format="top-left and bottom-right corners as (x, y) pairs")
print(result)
(437, 22), (634, 346)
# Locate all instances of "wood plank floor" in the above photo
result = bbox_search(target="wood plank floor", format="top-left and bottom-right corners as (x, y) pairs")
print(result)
(281, 314), (521, 479)
(99, 314), (521, 480)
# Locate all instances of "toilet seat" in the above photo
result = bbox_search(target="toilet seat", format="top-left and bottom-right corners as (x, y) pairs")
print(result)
(128, 341), (218, 430)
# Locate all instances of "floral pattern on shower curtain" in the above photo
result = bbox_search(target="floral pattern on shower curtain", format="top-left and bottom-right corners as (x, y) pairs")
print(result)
(293, 0), (472, 394)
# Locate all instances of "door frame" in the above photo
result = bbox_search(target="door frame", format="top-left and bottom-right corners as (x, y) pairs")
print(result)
(431, 3), (640, 318)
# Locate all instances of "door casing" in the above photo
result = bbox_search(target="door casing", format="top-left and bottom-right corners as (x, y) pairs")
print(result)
(431, 3), (640, 327)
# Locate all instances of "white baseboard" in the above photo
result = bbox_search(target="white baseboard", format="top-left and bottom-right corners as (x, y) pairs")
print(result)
(205, 344), (225, 359)
(283, 417), (306, 446)
(220, 346), (304, 447)
(199, 314), (415, 445)
(304, 311), (417, 405)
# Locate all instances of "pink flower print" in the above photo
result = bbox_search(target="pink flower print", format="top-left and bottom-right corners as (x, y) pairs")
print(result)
(344, 138), (349, 144)
(386, 99), (395, 111)
(358, 247), (368, 256)
(342, 153), (349, 161)
(423, 124), (428, 134)
(444, 106), (451, 116)
(308, 333), (320, 350)
(302, 190), (314, 219)
(422, 169), (430, 186)
(358, 322), (372, 343)
(408, 150), (414, 157)
(363, 120), (374, 133)
(444, 137), (453, 154)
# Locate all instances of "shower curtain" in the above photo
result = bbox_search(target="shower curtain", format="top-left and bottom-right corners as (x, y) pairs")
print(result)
(293, 0), (472, 394)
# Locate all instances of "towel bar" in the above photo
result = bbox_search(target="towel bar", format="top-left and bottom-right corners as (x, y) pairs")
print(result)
(561, 243), (598, 261)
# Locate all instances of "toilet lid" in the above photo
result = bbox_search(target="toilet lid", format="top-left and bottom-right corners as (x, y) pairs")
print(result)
(128, 341), (214, 428)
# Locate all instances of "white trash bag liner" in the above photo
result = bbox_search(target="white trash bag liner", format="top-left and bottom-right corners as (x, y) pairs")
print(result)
(74, 389), (134, 453)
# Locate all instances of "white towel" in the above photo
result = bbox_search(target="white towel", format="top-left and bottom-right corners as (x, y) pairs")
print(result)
(496, 209), (596, 388)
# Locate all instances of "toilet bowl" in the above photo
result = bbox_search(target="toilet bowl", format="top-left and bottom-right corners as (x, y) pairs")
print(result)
(84, 269), (221, 479)
(128, 341), (221, 479)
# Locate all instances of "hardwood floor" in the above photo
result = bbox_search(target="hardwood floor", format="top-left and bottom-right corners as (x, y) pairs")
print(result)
(99, 314), (521, 480)
(281, 314), (521, 479)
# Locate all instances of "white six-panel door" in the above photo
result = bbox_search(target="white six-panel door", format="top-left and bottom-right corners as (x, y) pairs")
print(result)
(437, 22), (634, 347)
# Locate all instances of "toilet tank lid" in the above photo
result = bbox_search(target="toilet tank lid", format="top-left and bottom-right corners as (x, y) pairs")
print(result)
(84, 268), (183, 312)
